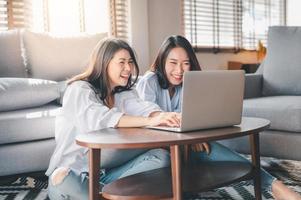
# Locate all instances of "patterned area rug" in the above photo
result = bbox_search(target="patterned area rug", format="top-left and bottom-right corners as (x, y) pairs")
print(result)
(1, 156), (301, 200)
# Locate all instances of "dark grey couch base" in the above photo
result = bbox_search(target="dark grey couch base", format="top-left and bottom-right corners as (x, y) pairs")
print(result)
(0, 139), (55, 176)
(220, 130), (301, 161)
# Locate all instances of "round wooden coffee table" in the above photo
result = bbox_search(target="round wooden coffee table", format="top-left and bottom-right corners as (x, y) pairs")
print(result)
(76, 117), (270, 200)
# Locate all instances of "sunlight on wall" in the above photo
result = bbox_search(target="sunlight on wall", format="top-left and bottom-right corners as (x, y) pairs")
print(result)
(84, 0), (109, 33)
(48, 0), (81, 34)
(30, 0), (109, 35)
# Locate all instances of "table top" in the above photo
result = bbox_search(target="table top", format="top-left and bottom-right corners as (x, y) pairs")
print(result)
(76, 117), (270, 149)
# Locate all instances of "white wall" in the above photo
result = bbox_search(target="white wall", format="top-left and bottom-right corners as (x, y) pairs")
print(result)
(147, 0), (182, 65)
(129, 0), (150, 73)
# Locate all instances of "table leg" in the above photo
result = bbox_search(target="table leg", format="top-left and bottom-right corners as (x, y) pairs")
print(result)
(170, 145), (182, 200)
(89, 148), (100, 200)
(249, 133), (262, 200)
(183, 144), (191, 164)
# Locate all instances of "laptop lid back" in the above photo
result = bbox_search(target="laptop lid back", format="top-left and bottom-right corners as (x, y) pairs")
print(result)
(180, 70), (245, 132)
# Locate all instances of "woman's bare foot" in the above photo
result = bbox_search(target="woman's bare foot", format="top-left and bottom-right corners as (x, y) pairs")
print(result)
(272, 180), (301, 200)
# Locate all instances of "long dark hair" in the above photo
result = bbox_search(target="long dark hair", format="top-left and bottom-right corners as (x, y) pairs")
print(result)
(68, 38), (139, 106)
(151, 35), (201, 89)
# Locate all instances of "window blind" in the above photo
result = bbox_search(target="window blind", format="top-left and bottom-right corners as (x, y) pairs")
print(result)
(0, 0), (129, 41)
(0, 0), (8, 31)
(110, 0), (128, 41)
(0, 0), (28, 31)
(242, 0), (286, 49)
(183, 0), (286, 51)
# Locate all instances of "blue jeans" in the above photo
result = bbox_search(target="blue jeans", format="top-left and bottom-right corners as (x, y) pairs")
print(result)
(48, 148), (170, 200)
(190, 142), (276, 192)
(48, 143), (275, 199)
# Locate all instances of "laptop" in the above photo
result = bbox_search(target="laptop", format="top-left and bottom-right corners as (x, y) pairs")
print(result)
(147, 70), (245, 132)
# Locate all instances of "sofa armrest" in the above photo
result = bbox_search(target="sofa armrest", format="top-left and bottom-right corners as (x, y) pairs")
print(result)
(244, 74), (263, 99)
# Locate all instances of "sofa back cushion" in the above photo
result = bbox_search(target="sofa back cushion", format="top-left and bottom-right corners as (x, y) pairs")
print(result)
(23, 30), (107, 81)
(0, 78), (60, 112)
(263, 26), (301, 95)
(0, 30), (27, 78)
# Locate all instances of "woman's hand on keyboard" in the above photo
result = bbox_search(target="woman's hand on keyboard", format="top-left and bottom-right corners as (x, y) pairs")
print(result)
(148, 112), (181, 127)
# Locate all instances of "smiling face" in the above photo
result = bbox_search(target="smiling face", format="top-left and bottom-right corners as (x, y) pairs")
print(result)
(107, 49), (134, 90)
(164, 47), (191, 86)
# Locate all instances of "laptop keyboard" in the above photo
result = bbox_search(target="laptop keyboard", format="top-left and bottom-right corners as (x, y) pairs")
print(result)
(146, 126), (181, 132)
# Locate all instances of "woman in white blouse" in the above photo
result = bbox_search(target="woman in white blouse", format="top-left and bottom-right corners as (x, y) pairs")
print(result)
(136, 35), (301, 200)
(46, 38), (181, 200)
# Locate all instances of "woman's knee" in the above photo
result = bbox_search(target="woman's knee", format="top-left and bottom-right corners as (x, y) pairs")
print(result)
(48, 170), (88, 200)
(145, 148), (171, 167)
(209, 141), (237, 155)
(208, 142), (248, 162)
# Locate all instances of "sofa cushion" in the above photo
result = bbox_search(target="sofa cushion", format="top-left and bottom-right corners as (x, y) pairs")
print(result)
(0, 78), (60, 112)
(0, 29), (27, 78)
(23, 30), (107, 81)
(243, 96), (301, 132)
(0, 139), (55, 176)
(263, 26), (301, 95)
(0, 104), (61, 145)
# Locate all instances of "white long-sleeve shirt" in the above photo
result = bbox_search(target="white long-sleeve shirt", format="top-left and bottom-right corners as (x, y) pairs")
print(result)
(136, 71), (182, 112)
(46, 81), (161, 176)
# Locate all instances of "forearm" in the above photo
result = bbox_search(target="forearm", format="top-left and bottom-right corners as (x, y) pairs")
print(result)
(116, 115), (151, 128)
(116, 111), (180, 128)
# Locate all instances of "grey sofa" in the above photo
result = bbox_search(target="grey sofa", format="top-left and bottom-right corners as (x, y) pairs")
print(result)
(221, 26), (301, 161)
(2, 26), (300, 177)
(0, 29), (106, 176)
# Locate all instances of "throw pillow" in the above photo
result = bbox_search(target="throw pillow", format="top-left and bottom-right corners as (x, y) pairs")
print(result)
(0, 78), (60, 112)
(0, 29), (27, 78)
(262, 26), (301, 95)
(23, 30), (107, 81)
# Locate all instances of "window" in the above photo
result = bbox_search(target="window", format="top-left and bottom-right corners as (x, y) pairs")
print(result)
(0, 0), (129, 40)
(182, 0), (286, 52)
(28, 0), (110, 35)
